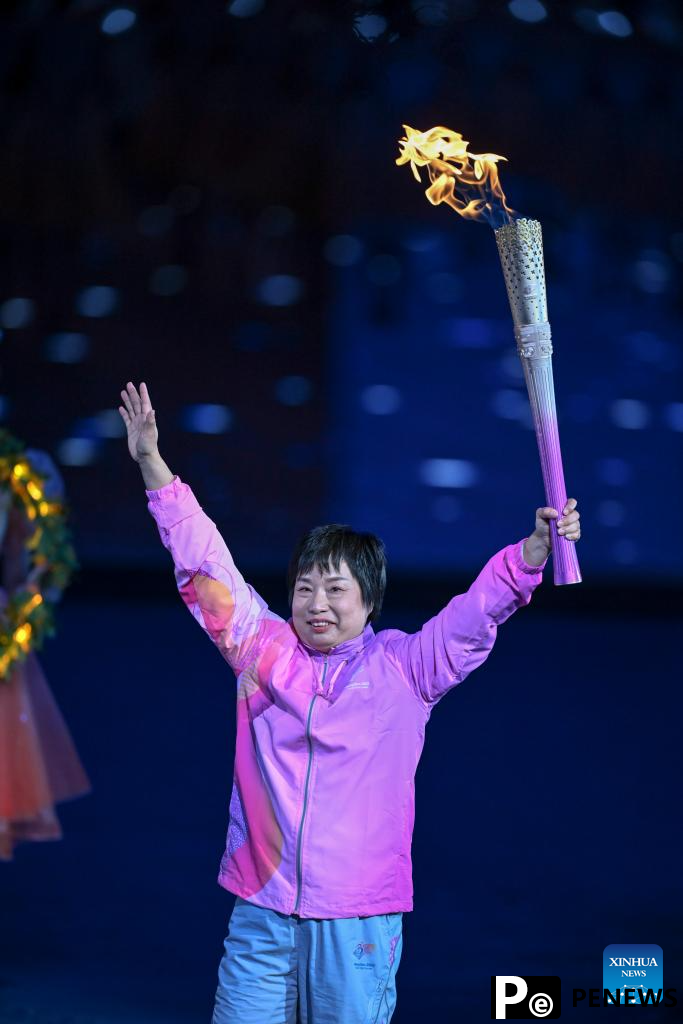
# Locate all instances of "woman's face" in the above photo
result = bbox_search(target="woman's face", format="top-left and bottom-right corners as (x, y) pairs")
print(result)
(291, 559), (371, 653)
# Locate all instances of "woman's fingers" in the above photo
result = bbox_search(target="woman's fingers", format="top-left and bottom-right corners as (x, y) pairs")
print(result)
(537, 498), (581, 540)
(558, 505), (580, 538)
(126, 381), (142, 415)
(118, 405), (131, 427)
(120, 388), (135, 418)
(558, 508), (580, 526)
(121, 382), (151, 419)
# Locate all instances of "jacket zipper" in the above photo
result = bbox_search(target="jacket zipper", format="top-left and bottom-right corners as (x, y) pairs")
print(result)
(293, 654), (328, 914)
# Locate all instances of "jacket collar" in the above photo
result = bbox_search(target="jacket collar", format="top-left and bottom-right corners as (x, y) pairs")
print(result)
(292, 622), (375, 659)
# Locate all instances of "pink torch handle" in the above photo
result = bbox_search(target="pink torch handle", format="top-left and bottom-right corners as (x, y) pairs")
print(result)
(517, 324), (582, 585)
(495, 220), (581, 586)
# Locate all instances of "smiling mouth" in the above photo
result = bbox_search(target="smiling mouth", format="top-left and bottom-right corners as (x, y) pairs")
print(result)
(308, 621), (334, 628)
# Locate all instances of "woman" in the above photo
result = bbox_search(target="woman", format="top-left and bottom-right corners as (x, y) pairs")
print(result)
(118, 381), (580, 1024)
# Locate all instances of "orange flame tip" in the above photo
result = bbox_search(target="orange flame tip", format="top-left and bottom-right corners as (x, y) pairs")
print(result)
(396, 124), (515, 227)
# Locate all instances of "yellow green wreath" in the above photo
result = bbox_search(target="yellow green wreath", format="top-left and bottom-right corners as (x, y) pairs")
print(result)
(0, 428), (78, 680)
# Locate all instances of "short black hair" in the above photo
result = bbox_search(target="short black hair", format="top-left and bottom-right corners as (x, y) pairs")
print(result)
(287, 524), (387, 625)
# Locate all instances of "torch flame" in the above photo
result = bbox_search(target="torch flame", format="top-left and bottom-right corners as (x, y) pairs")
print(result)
(396, 125), (515, 228)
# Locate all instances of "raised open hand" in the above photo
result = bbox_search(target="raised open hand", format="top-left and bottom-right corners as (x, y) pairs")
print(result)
(118, 382), (159, 463)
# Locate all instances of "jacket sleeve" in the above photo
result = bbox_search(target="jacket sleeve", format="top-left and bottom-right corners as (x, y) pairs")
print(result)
(384, 539), (547, 709)
(146, 475), (285, 674)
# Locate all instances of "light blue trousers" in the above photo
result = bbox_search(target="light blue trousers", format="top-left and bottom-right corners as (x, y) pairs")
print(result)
(211, 896), (403, 1024)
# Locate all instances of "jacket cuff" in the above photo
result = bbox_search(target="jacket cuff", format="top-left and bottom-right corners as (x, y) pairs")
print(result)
(145, 474), (182, 501)
(512, 538), (548, 575)
(146, 475), (202, 529)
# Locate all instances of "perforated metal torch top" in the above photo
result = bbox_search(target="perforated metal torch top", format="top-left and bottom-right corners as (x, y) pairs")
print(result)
(494, 218), (548, 327)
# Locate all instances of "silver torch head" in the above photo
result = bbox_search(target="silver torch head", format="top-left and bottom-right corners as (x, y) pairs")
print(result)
(494, 218), (547, 327)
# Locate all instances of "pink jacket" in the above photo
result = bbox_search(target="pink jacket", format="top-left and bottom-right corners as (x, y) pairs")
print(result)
(147, 476), (547, 919)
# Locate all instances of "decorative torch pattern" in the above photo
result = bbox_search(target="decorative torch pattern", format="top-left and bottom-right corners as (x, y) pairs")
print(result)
(495, 219), (581, 584)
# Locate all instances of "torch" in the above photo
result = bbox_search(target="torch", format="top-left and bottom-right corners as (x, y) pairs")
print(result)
(396, 125), (581, 586)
